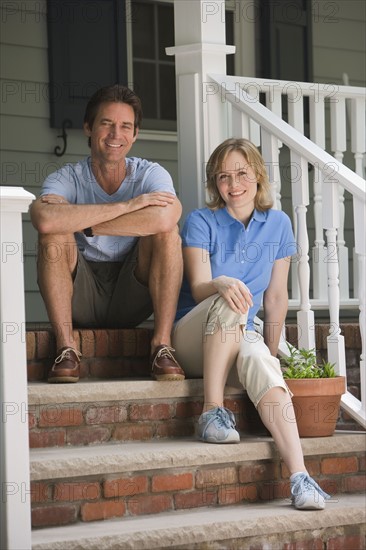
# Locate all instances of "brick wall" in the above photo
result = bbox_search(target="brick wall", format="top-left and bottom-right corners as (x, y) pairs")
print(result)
(31, 451), (366, 528)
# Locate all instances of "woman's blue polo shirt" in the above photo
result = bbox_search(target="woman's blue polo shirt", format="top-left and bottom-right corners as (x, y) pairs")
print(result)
(176, 207), (297, 330)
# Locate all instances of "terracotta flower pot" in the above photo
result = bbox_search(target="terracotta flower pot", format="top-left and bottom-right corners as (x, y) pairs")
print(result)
(285, 376), (346, 437)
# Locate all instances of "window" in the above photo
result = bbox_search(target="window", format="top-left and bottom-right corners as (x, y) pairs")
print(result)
(130, 0), (236, 131)
(131, 0), (176, 130)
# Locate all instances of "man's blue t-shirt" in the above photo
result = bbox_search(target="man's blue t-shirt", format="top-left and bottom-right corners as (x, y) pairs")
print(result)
(176, 207), (297, 330)
(41, 156), (176, 262)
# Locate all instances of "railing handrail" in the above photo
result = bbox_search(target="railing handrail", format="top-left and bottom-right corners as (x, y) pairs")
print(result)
(209, 74), (366, 201)
(217, 75), (366, 100)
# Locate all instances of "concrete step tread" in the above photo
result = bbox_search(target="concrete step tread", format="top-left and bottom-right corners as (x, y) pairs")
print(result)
(30, 432), (366, 481)
(31, 494), (366, 549)
(28, 379), (244, 405)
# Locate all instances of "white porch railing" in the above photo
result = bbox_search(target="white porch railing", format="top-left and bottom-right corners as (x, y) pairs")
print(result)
(210, 74), (366, 429)
(0, 186), (35, 550)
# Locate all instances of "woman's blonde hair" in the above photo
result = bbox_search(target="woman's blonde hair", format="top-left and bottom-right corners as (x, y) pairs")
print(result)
(206, 138), (273, 211)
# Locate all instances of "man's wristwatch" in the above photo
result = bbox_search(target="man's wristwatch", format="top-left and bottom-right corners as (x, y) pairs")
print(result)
(83, 227), (94, 237)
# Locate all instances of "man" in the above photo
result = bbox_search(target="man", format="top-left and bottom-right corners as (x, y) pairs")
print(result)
(30, 84), (185, 383)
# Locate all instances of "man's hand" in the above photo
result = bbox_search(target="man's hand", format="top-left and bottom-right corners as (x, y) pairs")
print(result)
(212, 275), (253, 314)
(126, 192), (175, 214)
(41, 194), (70, 205)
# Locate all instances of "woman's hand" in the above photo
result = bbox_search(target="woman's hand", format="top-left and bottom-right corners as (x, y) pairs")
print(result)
(212, 276), (253, 314)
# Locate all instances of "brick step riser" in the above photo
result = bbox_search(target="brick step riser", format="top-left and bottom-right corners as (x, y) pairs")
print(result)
(31, 451), (366, 529)
(26, 325), (362, 382)
(27, 328), (153, 381)
(29, 395), (266, 448)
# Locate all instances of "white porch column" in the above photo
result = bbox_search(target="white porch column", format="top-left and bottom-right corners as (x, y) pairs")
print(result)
(0, 187), (35, 550)
(166, 0), (235, 219)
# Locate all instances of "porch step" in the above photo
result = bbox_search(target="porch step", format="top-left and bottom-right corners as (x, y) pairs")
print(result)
(31, 494), (366, 549)
(28, 379), (264, 448)
(30, 433), (366, 530)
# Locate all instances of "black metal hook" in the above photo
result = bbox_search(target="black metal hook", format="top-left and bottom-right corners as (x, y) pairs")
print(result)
(54, 119), (72, 157)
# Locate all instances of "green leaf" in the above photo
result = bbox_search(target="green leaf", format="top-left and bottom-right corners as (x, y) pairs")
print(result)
(281, 343), (336, 378)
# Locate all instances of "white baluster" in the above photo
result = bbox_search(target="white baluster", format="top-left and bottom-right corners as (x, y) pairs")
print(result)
(322, 171), (346, 376)
(330, 96), (349, 300)
(357, 252), (366, 416)
(288, 90), (307, 303)
(287, 93), (304, 302)
(310, 96), (328, 300)
(288, 93), (304, 134)
(291, 151), (315, 350)
(231, 105), (250, 139)
(266, 87), (283, 148)
(261, 128), (282, 210)
(291, 204), (300, 301)
(266, 86), (282, 118)
(353, 197), (366, 416)
(351, 96), (366, 299)
(244, 85), (261, 146)
(351, 97), (366, 178)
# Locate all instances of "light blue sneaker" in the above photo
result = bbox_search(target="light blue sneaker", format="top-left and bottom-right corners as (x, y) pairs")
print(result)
(290, 472), (330, 510)
(197, 407), (240, 443)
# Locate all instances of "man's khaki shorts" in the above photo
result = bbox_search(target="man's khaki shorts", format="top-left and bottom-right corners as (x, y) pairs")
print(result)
(72, 244), (153, 328)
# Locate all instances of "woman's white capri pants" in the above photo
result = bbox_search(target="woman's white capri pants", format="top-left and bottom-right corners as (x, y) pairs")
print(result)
(172, 294), (290, 408)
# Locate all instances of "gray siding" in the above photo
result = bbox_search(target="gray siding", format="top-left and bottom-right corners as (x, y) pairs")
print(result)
(312, 0), (366, 86)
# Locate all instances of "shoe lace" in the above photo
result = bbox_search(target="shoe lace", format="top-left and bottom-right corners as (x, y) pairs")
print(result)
(210, 407), (237, 430)
(55, 347), (82, 364)
(153, 346), (178, 365)
(291, 473), (330, 500)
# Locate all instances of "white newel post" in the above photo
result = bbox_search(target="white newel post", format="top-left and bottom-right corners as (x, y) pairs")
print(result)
(0, 187), (35, 550)
(166, 0), (235, 219)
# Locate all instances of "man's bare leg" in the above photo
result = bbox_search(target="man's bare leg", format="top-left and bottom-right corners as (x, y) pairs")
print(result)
(136, 227), (183, 350)
(136, 228), (184, 380)
(37, 232), (78, 350)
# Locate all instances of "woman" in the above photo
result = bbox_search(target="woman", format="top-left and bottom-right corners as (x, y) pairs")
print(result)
(172, 138), (329, 510)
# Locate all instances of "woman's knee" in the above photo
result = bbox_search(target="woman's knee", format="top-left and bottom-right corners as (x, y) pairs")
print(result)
(205, 295), (246, 336)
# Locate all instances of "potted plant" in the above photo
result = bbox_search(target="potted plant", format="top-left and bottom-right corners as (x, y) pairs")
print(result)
(281, 344), (346, 437)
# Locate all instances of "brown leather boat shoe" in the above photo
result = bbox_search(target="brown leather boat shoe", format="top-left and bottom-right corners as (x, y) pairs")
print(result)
(151, 345), (185, 381)
(48, 347), (82, 383)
